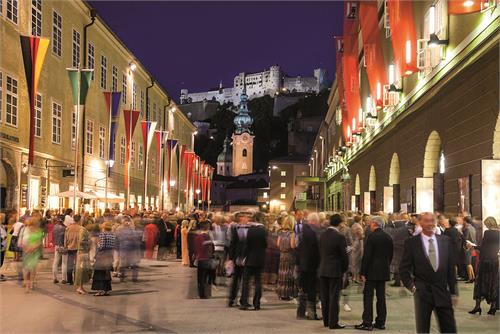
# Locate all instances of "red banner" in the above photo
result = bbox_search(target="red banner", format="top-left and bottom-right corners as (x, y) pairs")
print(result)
(448, 0), (482, 14)
(360, 0), (387, 110)
(123, 109), (140, 188)
(388, 0), (418, 77)
(343, 1), (362, 139)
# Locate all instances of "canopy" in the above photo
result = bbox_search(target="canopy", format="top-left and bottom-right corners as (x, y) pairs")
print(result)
(56, 190), (96, 199)
(85, 190), (125, 203)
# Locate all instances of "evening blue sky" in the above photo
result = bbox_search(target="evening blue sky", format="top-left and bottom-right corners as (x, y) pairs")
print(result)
(89, 1), (343, 101)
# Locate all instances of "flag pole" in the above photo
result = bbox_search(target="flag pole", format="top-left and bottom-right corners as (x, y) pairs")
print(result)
(127, 104), (132, 209)
(104, 93), (112, 210)
(73, 64), (81, 212)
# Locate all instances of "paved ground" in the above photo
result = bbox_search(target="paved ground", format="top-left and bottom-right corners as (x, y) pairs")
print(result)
(0, 254), (499, 333)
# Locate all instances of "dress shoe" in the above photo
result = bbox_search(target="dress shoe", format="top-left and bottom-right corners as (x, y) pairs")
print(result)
(487, 307), (496, 315)
(373, 323), (385, 330)
(239, 304), (251, 310)
(468, 307), (482, 315)
(330, 323), (346, 329)
(254, 306), (261, 311)
(227, 301), (234, 308)
(53, 279), (59, 284)
(61, 280), (67, 284)
(354, 323), (373, 331)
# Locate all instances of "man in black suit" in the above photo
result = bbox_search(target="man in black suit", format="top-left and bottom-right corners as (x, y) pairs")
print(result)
(240, 219), (267, 310)
(355, 216), (393, 331)
(399, 212), (458, 333)
(319, 214), (349, 329)
(296, 213), (322, 320)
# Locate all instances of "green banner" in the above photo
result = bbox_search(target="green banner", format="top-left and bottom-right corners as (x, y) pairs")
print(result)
(67, 68), (93, 105)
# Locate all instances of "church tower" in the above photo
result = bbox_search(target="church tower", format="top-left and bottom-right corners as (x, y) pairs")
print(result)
(217, 136), (233, 176)
(232, 83), (254, 176)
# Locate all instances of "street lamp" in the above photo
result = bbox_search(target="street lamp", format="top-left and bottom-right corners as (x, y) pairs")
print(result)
(169, 179), (176, 187)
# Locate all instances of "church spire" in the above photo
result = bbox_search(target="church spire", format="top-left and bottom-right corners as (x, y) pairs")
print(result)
(233, 74), (253, 135)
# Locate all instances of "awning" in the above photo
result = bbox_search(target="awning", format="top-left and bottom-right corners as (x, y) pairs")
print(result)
(56, 190), (96, 199)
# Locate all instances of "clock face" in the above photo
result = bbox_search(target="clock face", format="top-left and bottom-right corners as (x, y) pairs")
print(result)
(242, 134), (248, 142)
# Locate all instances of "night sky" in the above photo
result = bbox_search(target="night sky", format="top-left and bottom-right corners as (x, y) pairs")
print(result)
(89, 1), (343, 102)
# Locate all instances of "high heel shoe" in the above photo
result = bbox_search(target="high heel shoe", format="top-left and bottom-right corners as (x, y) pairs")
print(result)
(487, 308), (496, 315)
(468, 307), (482, 315)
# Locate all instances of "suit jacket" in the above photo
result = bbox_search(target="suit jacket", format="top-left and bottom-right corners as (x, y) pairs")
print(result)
(297, 223), (321, 272)
(360, 228), (393, 281)
(228, 224), (249, 265)
(244, 224), (268, 268)
(319, 227), (349, 278)
(480, 229), (500, 261)
(399, 234), (457, 308)
(443, 227), (461, 265)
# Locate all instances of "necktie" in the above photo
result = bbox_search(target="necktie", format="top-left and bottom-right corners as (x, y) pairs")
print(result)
(428, 238), (437, 271)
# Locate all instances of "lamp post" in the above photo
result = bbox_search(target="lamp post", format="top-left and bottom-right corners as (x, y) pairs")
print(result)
(195, 188), (201, 209)
(104, 159), (114, 209)
(319, 136), (324, 174)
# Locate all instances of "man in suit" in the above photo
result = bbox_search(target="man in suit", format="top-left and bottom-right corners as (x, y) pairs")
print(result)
(399, 212), (458, 333)
(355, 216), (393, 331)
(319, 214), (349, 329)
(239, 218), (267, 310)
(296, 212), (322, 320)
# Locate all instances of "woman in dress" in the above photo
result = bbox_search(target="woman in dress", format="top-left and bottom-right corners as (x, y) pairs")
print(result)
(20, 213), (44, 293)
(74, 222), (91, 295)
(263, 217), (280, 286)
(350, 218), (364, 284)
(469, 216), (500, 315)
(276, 215), (297, 300)
(92, 222), (116, 296)
(181, 220), (190, 266)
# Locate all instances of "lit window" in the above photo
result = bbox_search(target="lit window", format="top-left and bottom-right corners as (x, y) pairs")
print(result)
(280, 182), (286, 188)
(263, 192), (268, 199)
(122, 74), (127, 104)
(152, 101), (157, 122)
(280, 204), (286, 211)
(71, 108), (77, 149)
(52, 11), (62, 57)
(6, 75), (18, 126)
(87, 42), (95, 80)
(99, 125), (105, 159)
(112, 66), (118, 91)
(130, 142), (136, 169)
(86, 119), (93, 155)
(132, 82), (137, 109)
(280, 170), (286, 176)
(72, 29), (80, 67)
(51, 101), (62, 144)
(100, 55), (107, 89)
(140, 90), (144, 117)
(6, 0), (18, 24)
(35, 93), (42, 137)
(0, 72), (3, 123)
(120, 136), (126, 165)
(280, 193), (286, 199)
(31, 0), (42, 36)
(138, 144), (143, 170)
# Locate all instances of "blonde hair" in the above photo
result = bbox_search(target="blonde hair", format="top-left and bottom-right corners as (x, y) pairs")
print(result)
(281, 215), (295, 231)
(101, 221), (113, 232)
(484, 216), (498, 230)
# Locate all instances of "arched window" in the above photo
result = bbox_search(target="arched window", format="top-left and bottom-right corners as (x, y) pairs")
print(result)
(242, 149), (247, 157)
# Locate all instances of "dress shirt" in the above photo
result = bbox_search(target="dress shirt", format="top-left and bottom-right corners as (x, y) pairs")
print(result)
(420, 232), (439, 270)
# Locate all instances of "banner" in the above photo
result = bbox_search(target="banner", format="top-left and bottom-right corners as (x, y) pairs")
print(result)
(123, 109), (141, 188)
(334, 35), (349, 143)
(360, 0), (387, 110)
(155, 130), (168, 186)
(165, 139), (178, 192)
(67, 69), (93, 106)
(141, 121), (157, 158)
(388, 0), (418, 77)
(103, 92), (121, 174)
(20, 35), (49, 165)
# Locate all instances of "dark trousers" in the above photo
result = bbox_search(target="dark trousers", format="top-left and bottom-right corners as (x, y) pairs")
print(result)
(297, 271), (318, 316)
(362, 280), (387, 326)
(414, 294), (457, 333)
(66, 250), (77, 284)
(229, 265), (244, 304)
(241, 266), (263, 308)
(320, 276), (341, 328)
(197, 260), (210, 298)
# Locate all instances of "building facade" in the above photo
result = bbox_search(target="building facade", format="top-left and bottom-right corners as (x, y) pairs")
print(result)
(305, 1), (499, 221)
(180, 65), (327, 105)
(0, 0), (196, 213)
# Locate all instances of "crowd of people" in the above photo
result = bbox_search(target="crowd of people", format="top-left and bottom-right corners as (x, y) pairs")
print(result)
(0, 207), (498, 333)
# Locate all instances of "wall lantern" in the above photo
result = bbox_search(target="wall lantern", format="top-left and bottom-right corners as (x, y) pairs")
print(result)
(388, 64), (403, 93)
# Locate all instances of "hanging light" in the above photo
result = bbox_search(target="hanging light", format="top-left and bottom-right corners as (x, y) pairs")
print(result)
(376, 82), (382, 101)
(357, 108), (365, 133)
(428, 33), (449, 47)
(429, 6), (436, 35)
(346, 126), (352, 146)
(463, 0), (474, 7)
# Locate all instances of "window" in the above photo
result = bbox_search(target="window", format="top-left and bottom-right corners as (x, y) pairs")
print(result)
(120, 136), (126, 165)
(35, 93), (42, 137)
(112, 66), (118, 91)
(86, 119), (94, 155)
(6, 75), (18, 126)
(130, 141), (136, 169)
(138, 144), (143, 169)
(51, 101), (62, 144)
(280, 193), (286, 199)
(132, 82), (137, 109)
(280, 182), (286, 188)
(6, 0), (17, 24)
(122, 74), (127, 104)
(87, 42), (95, 79)
(263, 192), (268, 199)
(151, 157), (156, 178)
(71, 108), (77, 149)
(152, 102), (157, 122)
(99, 125), (105, 159)
(100, 55), (107, 89)
(31, 0), (42, 36)
(72, 29), (80, 67)
(279, 204), (286, 211)
(52, 11), (62, 57)
(140, 90), (144, 117)
(49, 182), (60, 209)
(280, 170), (286, 176)
(242, 149), (247, 157)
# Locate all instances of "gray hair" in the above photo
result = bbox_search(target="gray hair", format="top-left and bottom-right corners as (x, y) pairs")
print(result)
(371, 216), (385, 228)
